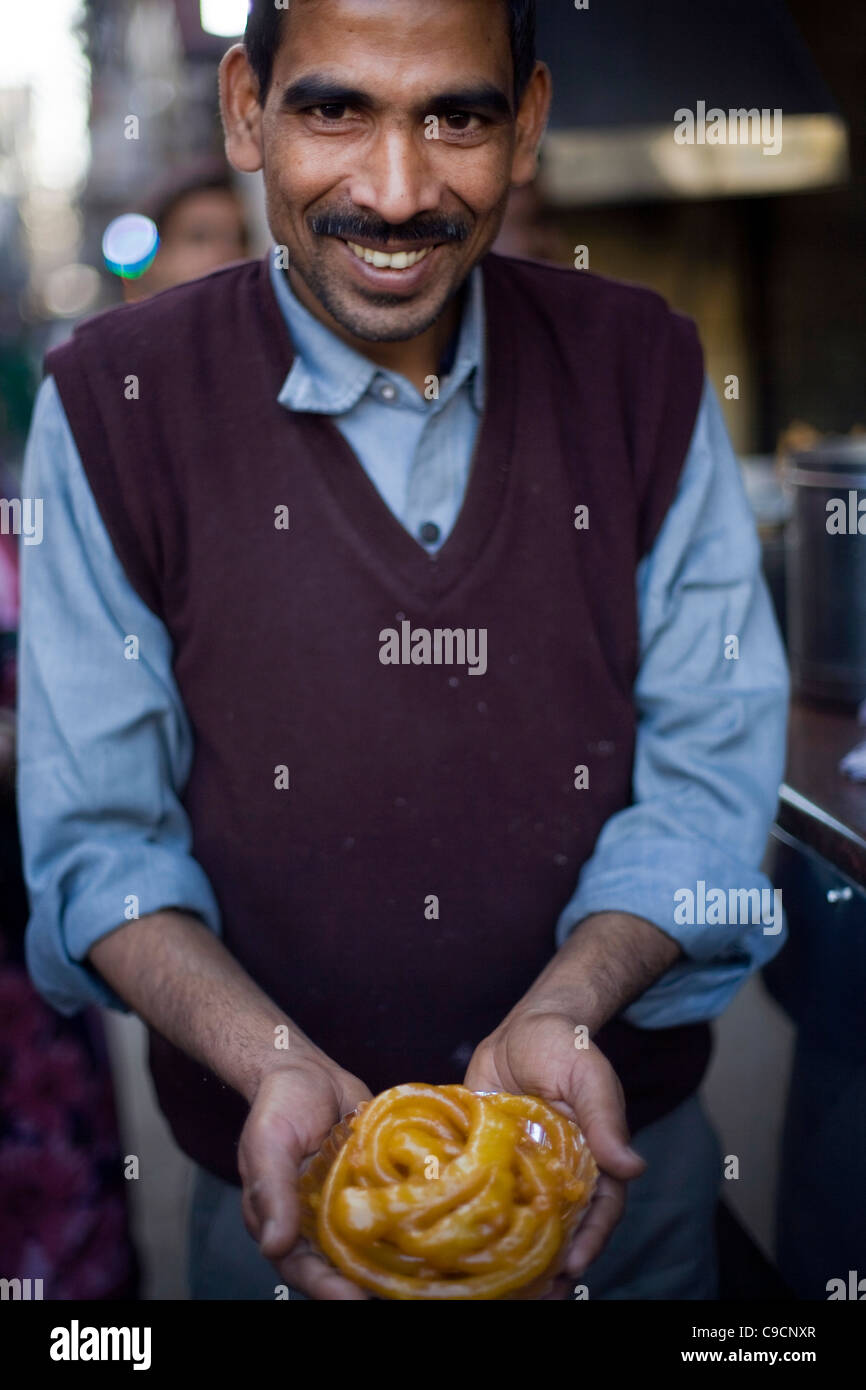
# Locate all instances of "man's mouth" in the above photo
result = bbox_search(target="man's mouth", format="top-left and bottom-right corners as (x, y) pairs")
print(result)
(344, 240), (436, 271)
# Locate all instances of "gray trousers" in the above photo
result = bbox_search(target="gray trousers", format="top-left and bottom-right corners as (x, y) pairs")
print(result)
(188, 1093), (721, 1300)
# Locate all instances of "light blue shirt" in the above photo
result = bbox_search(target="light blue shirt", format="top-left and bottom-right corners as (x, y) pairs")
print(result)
(17, 251), (790, 1030)
(273, 256), (486, 548)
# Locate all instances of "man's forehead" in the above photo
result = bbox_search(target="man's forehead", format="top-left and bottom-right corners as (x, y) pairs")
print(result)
(272, 0), (513, 83)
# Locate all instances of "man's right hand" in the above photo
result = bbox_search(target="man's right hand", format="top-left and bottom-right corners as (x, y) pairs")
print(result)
(86, 910), (374, 1298)
(238, 1059), (374, 1300)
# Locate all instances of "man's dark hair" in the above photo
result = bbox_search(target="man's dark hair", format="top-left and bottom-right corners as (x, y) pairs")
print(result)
(244, 0), (536, 110)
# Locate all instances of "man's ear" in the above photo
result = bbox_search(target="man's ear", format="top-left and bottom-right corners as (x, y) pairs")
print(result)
(511, 60), (553, 189)
(219, 44), (265, 175)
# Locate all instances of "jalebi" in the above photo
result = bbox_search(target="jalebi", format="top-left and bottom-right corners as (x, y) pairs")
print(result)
(299, 1082), (597, 1299)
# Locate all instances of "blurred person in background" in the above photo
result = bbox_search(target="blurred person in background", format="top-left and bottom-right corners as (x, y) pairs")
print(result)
(1, 157), (248, 1298)
(0, 455), (138, 1298)
(123, 158), (251, 303)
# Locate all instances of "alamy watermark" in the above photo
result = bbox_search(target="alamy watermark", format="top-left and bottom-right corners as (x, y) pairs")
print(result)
(49, 1321), (151, 1370)
(826, 1270), (865, 1299)
(1, 1277), (43, 1299)
(674, 881), (783, 935)
(826, 491), (866, 535)
(379, 620), (487, 676)
(0, 497), (43, 545)
(674, 102), (783, 157)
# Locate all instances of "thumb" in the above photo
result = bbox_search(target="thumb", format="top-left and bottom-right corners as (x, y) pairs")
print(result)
(246, 1136), (302, 1259)
(569, 1057), (646, 1180)
(239, 1084), (309, 1258)
(463, 1051), (505, 1095)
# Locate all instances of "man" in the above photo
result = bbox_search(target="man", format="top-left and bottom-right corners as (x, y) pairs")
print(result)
(18, 0), (788, 1301)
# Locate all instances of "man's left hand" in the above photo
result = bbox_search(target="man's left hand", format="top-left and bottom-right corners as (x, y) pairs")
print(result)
(463, 1007), (646, 1295)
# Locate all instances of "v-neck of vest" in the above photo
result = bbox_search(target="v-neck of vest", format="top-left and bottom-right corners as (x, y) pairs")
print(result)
(258, 252), (518, 608)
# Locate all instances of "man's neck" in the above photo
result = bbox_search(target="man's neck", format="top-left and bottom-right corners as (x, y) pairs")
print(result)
(287, 269), (464, 395)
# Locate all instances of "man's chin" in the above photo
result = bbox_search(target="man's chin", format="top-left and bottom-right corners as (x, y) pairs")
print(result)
(321, 291), (450, 344)
(289, 253), (463, 343)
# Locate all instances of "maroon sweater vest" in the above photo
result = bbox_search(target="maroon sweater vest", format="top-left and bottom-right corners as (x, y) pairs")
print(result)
(47, 251), (710, 1184)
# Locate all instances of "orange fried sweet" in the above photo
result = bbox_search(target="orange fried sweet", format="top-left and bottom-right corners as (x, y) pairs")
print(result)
(299, 1082), (598, 1300)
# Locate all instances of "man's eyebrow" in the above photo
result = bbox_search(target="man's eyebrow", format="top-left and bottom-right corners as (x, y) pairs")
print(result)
(280, 76), (373, 110)
(279, 76), (513, 119)
(429, 85), (513, 119)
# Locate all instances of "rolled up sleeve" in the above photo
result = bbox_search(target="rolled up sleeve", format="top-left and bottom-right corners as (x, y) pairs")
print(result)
(555, 379), (790, 1026)
(16, 375), (221, 1015)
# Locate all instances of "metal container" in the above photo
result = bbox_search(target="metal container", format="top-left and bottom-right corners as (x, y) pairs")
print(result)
(740, 454), (792, 643)
(784, 437), (866, 705)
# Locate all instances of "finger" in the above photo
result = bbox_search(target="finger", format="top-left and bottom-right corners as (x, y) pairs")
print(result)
(239, 1111), (306, 1257)
(538, 1273), (575, 1301)
(240, 1182), (262, 1243)
(564, 1174), (627, 1277)
(276, 1242), (372, 1301)
(240, 1176), (295, 1254)
(247, 1158), (301, 1258)
(462, 1052), (502, 1095)
(567, 1061), (646, 1179)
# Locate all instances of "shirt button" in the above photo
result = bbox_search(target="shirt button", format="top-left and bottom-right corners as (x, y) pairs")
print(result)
(419, 520), (440, 545)
(379, 382), (397, 402)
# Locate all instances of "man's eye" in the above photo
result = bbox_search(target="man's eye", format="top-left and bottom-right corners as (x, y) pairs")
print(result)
(442, 112), (481, 133)
(312, 104), (349, 120)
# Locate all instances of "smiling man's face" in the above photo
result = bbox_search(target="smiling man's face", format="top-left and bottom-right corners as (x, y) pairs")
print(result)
(221, 0), (549, 345)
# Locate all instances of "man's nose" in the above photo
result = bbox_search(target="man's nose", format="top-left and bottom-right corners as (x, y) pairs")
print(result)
(347, 126), (441, 230)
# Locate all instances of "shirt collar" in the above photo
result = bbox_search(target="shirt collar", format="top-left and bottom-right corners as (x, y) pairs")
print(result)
(269, 250), (486, 415)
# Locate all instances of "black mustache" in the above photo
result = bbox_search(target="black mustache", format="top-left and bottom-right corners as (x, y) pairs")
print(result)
(310, 212), (471, 245)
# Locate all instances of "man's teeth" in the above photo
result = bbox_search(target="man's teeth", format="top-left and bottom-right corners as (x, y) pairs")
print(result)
(345, 241), (434, 270)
